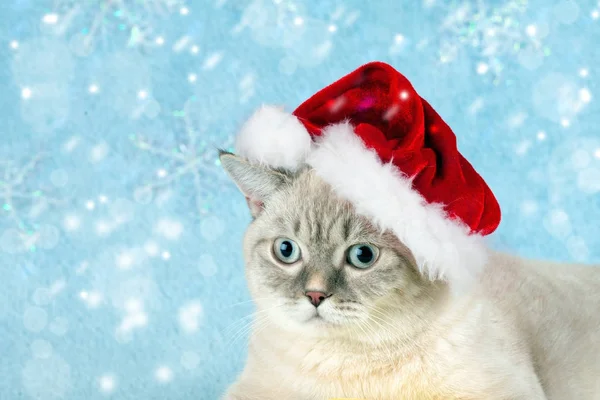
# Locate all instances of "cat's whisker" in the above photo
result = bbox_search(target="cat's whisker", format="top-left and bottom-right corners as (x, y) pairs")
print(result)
(251, 317), (273, 340)
(225, 303), (286, 344)
(223, 302), (285, 335)
(362, 304), (410, 349)
(237, 314), (273, 347)
(364, 306), (399, 331)
(352, 318), (375, 366)
(364, 315), (397, 362)
(228, 316), (266, 347)
(366, 307), (404, 339)
(225, 319), (253, 345)
(228, 312), (273, 347)
(360, 317), (389, 361)
(223, 312), (259, 336)
(358, 306), (398, 359)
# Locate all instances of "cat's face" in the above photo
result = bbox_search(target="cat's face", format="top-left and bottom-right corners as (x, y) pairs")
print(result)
(221, 153), (437, 337)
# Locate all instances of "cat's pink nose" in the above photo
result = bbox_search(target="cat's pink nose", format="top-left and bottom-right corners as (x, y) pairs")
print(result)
(305, 291), (330, 307)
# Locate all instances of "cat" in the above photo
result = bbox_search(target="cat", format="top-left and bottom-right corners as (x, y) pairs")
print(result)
(219, 151), (600, 400)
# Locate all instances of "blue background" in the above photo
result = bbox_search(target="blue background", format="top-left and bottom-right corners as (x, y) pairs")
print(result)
(1, 0), (599, 398)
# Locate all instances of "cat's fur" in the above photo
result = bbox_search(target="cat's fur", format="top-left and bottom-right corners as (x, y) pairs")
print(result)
(220, 152), (600, 400)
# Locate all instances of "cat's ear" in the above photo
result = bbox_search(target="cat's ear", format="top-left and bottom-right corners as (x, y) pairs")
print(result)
(219, 150), (289, 218)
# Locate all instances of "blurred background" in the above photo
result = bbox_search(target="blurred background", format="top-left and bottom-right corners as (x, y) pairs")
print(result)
(1, 0), (599, 398)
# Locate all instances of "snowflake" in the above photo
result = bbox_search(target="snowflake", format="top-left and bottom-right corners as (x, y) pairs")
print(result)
(436, 0), (546, 81)
(130, 98), (234, 219)
(0, 154), (62, 253)
(49, 0), (186, 51)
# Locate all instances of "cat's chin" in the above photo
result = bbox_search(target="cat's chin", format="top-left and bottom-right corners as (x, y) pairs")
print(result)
(300, 309), (360, 329)
(305, 313), (336, 325)
(291, 314), (347, 336)
(284, 309), (343, 331)
(297, 308), (329, 324)
(301, 314), (325, 325)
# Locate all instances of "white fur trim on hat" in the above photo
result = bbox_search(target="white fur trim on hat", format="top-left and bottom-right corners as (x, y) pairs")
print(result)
(306, 122), (488, 293)
(235, 105), (312, 171)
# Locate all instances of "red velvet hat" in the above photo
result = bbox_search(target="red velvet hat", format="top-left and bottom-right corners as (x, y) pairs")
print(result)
(234, 61), (501, 291)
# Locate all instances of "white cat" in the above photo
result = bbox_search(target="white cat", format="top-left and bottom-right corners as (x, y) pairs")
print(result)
(220, 152), (600, 400)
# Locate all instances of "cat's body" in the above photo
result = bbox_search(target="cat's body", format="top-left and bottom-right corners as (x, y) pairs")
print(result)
(220, 154), (600, 400)
(228, 253), (600, 399)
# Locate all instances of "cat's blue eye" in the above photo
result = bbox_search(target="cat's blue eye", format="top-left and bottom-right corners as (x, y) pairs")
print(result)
(346, 244), (379, 269)
(273, 238), (301, 264)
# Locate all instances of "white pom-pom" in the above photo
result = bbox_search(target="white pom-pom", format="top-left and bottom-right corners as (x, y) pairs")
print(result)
(235, 105), (312, 170)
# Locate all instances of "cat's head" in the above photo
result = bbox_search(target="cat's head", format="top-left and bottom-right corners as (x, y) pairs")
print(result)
(220, 152), (446, 338)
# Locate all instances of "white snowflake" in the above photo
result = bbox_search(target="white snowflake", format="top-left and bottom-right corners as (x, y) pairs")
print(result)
(178, 300), (203, 334)
(131, 98), (234, 219)
(436, 0), (546, 81)
(98, 374), (117, 394)
(49, 0), (187, 51)
(154, 365), (173, 383)
(0, 154), (62, 253)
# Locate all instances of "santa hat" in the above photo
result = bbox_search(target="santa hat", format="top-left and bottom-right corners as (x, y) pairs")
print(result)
(234, 61), (501, 291)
